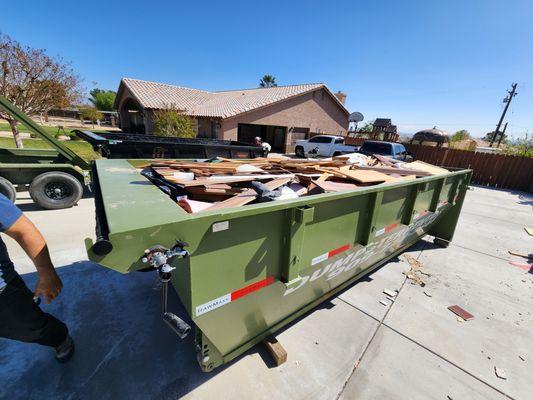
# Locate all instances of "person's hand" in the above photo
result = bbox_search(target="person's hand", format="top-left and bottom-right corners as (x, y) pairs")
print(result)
(34, 270), (63, 304)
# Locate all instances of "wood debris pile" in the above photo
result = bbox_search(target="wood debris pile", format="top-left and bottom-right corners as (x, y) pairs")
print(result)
(140, 154), (449, 213)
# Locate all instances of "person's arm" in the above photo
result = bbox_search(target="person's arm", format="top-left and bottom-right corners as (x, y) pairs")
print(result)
(5, 215), (62, 304)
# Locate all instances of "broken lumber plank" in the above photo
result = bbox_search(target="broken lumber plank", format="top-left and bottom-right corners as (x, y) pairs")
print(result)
(403, 161), (449, 175)
(312, 180), (359, 193)
(319, 167), (389, 184)
(262, 335), (287, 366)
(166, 176), (256, 187)
(316, 173), (332, 183)
(354, 165), (433, 176)
(205, 178), (292, 211)
(168, 163), (238, 171)
(186, 186), (244, 196)
(508, 250), (532, 259)
(372, 154), (397, 166)
(447, 305), (474, 321)
(207, 173), (294, 181)
(167, 174), (294, 187)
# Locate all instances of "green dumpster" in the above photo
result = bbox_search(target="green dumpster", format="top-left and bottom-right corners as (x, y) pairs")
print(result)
(86, 158), (471, 371)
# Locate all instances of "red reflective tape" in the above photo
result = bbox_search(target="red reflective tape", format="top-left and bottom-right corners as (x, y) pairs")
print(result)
(328, 244), (350, 258)
(230, 276), (275, 301)
(385, 223), (398, 233)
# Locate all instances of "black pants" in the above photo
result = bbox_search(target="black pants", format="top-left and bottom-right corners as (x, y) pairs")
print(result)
(0, 274), (68, 348)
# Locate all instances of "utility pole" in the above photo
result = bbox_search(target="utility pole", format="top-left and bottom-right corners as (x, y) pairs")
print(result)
(490, 83), (518, 147)
(496, 122), (508, 147)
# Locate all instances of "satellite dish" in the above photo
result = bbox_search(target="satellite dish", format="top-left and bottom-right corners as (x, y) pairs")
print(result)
(349, 112), (364, 123)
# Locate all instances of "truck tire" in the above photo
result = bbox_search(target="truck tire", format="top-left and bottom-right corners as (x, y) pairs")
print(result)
(29, 172), (83, 210)
(295, 146), (305, 158)
(0, 177), (16, 203)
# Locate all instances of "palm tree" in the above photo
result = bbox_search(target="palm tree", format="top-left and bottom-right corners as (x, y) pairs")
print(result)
(259, 75), (277, 88)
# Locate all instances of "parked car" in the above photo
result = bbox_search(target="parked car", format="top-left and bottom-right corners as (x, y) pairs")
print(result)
(357, 141), (413, 162)
(294, 135), (357, 158)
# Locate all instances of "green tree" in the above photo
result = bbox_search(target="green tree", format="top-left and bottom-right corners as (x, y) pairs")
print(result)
(80, 107), (103, 128)
(259, 74), (277, 88)
(483, 131), (507, 144)
(503, 133), (533, 157)
(0, 33), (83, 148)
(451, 129), (470, 142)
(153, 109), (196, 138)
(359, 122), (374, 133)
(89, 89), (116, 111)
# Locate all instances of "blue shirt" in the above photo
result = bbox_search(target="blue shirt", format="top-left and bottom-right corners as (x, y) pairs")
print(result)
(0, 193), (22, 289)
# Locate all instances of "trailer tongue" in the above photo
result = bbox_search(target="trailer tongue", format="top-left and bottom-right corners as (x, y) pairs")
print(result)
(86, 158), (471, 371)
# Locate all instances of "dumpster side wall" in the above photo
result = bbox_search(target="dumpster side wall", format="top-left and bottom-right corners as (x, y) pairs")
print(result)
(86, 159), (471, 371)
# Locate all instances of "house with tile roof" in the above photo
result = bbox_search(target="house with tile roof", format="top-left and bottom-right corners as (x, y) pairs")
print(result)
(115, 78), (349, 152)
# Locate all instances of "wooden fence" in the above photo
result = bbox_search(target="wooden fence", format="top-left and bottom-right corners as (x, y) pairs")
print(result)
(406, 144), (533, 192)
(308, 132), (367, 147)
(343, 137), (366, 147)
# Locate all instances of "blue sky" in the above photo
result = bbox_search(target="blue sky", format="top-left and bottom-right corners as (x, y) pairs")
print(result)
(1, 0), (532, 138)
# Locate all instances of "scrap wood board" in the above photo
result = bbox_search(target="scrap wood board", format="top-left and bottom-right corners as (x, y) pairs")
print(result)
(355, 165), (432, 176)
(312, 179), (359, 193)
(448, 305), (474, 320)
(262, 335), (287, 366)
(206, 177), (292, 211)
(146, 156), (452, 213)
(324, 167), (390, 183)
(405, 161), (449, 175)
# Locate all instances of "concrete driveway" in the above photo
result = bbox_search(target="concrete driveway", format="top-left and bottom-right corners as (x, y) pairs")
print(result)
(0, 186), (531, 399)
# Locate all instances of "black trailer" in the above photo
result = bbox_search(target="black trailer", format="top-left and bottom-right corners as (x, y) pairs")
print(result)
(74, 130), (266, 159)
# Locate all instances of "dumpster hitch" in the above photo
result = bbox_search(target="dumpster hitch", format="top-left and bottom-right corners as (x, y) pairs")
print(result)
(142, 241), (191, 339)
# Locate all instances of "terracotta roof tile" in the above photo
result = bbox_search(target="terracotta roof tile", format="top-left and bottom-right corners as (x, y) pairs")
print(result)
(121, 78), (347, 119)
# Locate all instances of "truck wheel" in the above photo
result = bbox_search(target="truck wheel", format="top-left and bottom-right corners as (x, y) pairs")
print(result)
(29, 172), (83, 210)
(0, 177), (16, 203)
(295, 146), (305, 158)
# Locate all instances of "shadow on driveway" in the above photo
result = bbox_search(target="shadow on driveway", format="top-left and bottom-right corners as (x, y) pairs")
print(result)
(0, 261), (221, 400)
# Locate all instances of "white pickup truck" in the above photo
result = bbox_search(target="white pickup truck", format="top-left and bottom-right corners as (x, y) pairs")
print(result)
(294, 135), (357, 158)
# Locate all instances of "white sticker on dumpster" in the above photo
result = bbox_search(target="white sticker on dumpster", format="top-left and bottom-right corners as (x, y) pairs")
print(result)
(212, 221), (229, 233)
(196, 294), (231, 316)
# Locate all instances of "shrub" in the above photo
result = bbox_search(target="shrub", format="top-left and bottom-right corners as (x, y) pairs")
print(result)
(153, 109), (196, 138)
(80, 107), (104, 124)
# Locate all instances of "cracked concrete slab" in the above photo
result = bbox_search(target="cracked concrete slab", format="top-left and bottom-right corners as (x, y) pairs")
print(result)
(182, 298), (378, 400)
(338, 242), (426, 320)
(384, 244), (533, 400)
(338, 326), (508, 400)
(452, 210), (532, 260)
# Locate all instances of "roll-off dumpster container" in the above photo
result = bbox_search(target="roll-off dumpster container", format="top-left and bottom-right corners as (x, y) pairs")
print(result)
(86, 158), (471, 371)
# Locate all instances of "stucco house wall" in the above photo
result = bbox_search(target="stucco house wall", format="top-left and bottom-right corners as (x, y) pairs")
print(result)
(116, 83), (349, 147)
(221, 88), (349, 142)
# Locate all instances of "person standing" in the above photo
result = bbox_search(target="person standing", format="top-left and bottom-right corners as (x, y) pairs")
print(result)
(0, 193), (74, 362)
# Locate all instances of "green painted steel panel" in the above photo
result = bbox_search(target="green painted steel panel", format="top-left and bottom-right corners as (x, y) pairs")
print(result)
(0, 95), (89, 170)
(86, 158), (472, 371)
